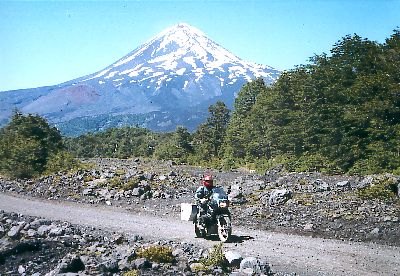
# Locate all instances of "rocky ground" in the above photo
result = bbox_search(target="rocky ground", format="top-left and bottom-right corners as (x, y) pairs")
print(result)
(1, 210), (273, 275)
(1, 158), (399, 275)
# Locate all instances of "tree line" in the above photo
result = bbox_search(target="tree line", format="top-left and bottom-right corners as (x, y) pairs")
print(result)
(1, 30), (399, 178)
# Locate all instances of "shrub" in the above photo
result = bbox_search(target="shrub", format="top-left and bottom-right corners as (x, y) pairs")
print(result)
(122, 270), (138, 276)
(137, 246), (175, 263)
(0, 111), (63, 178)
(200, 243), (226, 268)
(122, 177), (141, 191)
(45, 150), (81, 174)
(357, 177), (398, 200)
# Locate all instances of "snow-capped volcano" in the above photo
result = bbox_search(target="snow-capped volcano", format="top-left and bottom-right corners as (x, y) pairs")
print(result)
(84, 23), (277, 86)
(0, 23), (281, 135)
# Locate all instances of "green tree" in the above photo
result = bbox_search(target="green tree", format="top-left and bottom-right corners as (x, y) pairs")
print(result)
(226, 30), (400, 174)
(0, 111), (63, 178)
(193, 101), (230, 159)
(153, 126), (193, 162)
(225, 78), (267, 159)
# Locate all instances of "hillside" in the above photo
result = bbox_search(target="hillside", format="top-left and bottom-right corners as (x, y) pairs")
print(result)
(0, 23), (280, 136)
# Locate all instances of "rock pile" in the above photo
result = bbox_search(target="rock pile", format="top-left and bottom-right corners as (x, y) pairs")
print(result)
(0, 211), (273, 275)
(0, 158), (399, 248)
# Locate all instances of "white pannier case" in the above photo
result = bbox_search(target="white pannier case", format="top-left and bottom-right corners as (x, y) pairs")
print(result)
(180, 203), (198, 221)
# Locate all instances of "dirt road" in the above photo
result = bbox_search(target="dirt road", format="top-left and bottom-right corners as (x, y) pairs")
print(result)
(1, 193), (398, 275)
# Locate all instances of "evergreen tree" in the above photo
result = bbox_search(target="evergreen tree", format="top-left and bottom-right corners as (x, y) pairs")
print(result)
(0, 111), (63, 178)
(224, 30), (400, 174)
(225, 78), (267, 159)
(193, 101), (230, 159)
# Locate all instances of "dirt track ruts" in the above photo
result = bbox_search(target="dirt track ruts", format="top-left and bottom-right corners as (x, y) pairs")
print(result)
(1, 193), (399, 275)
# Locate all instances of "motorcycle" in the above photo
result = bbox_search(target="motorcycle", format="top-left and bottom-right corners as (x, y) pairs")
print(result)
(193, 187), (232, 242)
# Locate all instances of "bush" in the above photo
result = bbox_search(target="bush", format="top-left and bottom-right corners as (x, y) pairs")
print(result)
(200, 243), (226, 268)
(45, 150), (81, 174)
(137, 246), (175, 263)
(0, 111), (63, 178)
(122, 270), (138, 276)
(357, 177), (398, 200)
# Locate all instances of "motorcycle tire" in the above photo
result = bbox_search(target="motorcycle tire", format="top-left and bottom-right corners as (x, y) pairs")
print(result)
(194, 222), (206, 238)
(217, 215), (232, 242)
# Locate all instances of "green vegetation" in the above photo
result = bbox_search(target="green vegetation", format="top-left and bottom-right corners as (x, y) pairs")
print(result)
(2, 30), (399, 177)
(0, 111), (64, 178)
(357, 177), (398, 200)
(64, 127), (158, 159)
(122, 270), (139, 276)
(200, 243), (227, 269)
(63, 30), (399, 175)
(136, 245), (175, 263)
(224, 30), (400, 174)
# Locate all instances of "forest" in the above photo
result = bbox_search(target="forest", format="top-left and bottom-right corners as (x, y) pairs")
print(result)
(1, 30), (399, 178)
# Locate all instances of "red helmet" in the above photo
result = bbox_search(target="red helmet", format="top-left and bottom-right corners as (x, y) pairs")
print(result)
(202, 174), (214, 189)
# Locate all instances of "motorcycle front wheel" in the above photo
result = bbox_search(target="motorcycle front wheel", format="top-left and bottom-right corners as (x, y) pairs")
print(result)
(217, 215), (232, 242)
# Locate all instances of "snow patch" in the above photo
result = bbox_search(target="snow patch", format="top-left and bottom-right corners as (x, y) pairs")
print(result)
(175, 68), (186, 75)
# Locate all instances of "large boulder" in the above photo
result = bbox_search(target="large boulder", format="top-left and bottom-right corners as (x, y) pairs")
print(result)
(268, 189), (292, 206)
(224, 250), (242, 267)
(312, 179), (330, 192)
(240, 257), (270, 275)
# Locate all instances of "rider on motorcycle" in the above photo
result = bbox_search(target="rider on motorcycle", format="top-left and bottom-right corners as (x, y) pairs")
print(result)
(195, 174), (214, 224)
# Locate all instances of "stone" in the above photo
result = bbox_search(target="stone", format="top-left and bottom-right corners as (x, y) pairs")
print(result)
(59, 255), (85, 273)
(49, 227), (65, 237)
(37, 225), (50, 236)
(132, 187), (144, 197)
(172, 248), (184, 257)
(27, 229), (37, 237)
(7, 225), (23, 239)
(370, 227), (380, 236)
(240, 257), (270, 275)
(134, 257), (151, 269)
(268, 189), (292, 205)
(82, 188), (93, 196)
(105, 200), (112, 206)
(383, 216), (392, 222)
(224, 250), (242, 267)
(144, 173), (155, 181)
(315, 179), (330, 192)
(169, 171), (177, 177)
(304, 223), (314, 231)
(118, 258), (133, 271)
(100, 259), (119, 273)
(398, 182), (400, 197)
(18, 265), (25, 274)
(241, 267), (255, 275)
(336, 180), (350, 189)
(358, 176), (374, 189)
(228, 184), (243, 201)
(29, 219), (46, 229)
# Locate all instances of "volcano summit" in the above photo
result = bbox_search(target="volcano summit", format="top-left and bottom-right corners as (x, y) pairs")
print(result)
(0, 23), (281, 135)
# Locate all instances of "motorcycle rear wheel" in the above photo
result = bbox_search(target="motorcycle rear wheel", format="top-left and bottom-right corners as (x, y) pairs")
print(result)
(194, 222), (206, 238)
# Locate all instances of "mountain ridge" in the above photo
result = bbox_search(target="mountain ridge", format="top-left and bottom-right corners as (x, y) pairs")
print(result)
(0, 23), (281, 135)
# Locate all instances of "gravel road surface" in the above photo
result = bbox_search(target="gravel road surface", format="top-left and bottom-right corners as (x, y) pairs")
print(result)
(1, 193), (398, 275)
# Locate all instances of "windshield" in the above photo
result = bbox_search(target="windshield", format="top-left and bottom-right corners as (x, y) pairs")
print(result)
(211, 187), (228, 201)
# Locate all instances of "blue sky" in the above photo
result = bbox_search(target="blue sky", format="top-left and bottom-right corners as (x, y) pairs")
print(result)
(0, 0), (399, 91)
